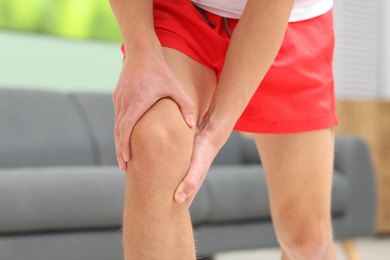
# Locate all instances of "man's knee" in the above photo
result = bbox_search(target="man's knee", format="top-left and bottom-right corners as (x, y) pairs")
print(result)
(273, 208), (332, 259)
(128, 98), (195, 192)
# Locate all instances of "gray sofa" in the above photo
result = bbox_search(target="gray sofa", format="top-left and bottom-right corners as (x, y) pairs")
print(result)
(0, 88), (376, 260)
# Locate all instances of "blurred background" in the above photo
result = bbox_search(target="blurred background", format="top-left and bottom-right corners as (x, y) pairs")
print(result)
(0, 0), (122, 92)
(0, 0), (389, 96)
(1, 0), (389, 259)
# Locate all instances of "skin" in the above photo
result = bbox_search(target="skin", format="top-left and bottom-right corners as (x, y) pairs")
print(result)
(121, 48), (214, 259)
(109, 0), (336, 259)
(255, 130), (336, 259)
(174, 0), (296, 205)
(110, 0), (196, 171)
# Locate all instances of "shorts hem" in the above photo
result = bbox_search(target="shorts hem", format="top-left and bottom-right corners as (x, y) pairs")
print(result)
(233, 115), (339, 134)
(156, 30), (215, 72)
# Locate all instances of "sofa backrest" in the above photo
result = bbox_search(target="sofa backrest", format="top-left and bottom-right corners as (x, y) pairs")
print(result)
(0, 89), (96, 168)
(70, 92), (261, 166)
(213, 131), (261, 165)
(0, 89), (260, 168)
(70, 93), (117, 165)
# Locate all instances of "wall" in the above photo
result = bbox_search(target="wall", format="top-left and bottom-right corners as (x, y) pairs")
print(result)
(381, 0), (390, 98)
(333, 0), (382, 99)
(0, 31), (121, 93)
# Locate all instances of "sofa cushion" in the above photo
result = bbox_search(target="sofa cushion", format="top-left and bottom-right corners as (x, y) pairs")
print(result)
(189, 183), (212, 225)
(0, 89), (95, 168)
(69, 93), (117, 165)
(212, 132), (243, 165)
(203, 166), (271, 223)
(0, 231), (123, 260)
(0, 166), (124, 234)
(200, 166), (349, 223)
(0, 165), (349, 233)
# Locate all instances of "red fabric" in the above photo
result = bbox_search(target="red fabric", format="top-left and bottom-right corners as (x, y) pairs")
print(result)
(122, 0), (338, 134)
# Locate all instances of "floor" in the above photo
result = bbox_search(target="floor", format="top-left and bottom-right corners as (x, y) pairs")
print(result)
(216, 236), (390, 260)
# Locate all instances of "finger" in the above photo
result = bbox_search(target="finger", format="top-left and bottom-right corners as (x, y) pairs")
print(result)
(116, 92), (135, 163)
(186, 183), (201, 207)
(119, 100), (147, 162)
(113, 91), (126, 171)
(112, 89), (119, 116)
(114, 110), (126, 171)
(114, 126), (126, 171)
(118, 111), (135, 163)
(113, 80), (124, 124)
(187, 169), (208, 207)
(174, 156), (205, 204)
(170, 87), (196, 128)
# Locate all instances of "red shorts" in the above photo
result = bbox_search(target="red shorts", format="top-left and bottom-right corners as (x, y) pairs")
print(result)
(124, 0), (338, 134)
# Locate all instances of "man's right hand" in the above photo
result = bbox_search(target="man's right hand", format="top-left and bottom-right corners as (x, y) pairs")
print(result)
(112, 48), (196, 171)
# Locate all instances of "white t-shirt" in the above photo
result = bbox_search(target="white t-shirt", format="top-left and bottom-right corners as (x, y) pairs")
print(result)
(190, 0), (334, 22)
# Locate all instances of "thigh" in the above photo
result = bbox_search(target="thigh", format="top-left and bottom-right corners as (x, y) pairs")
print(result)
(254, 129), (335, 228)
(161, 47), (217, 121)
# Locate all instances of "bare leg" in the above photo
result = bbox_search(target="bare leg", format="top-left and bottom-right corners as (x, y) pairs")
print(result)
(254, 129), (337, 260)
(122, 48), (216, 259)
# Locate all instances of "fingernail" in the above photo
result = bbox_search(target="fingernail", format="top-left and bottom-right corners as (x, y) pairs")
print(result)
(123, 154), (129, 162)
(176, 191), (187, 203)
(119, 162), (125, 171)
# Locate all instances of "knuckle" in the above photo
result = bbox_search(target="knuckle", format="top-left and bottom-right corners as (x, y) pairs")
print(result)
(132, 92), (146, 104)
(185, 179), (198, 191)
(116, 153), (123, 162)
(118, 120), (130, 131)
(121, 139), (129, 149)
(121, 91), (132, 102)
(113, 90), (121, 102)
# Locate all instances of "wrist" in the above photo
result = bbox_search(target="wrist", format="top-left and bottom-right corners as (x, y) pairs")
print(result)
(123, 29), (162, 59)
(199, 113), (232, 149)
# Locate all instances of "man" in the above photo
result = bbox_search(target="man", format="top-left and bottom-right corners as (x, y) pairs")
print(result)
(109, 0), (337, 259)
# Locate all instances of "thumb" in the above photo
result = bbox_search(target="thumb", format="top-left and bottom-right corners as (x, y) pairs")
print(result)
(174, 160), (201, 204)
(171, 88), (196, 128)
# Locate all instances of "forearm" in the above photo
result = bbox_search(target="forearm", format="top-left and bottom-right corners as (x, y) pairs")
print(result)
(205, 0), (294, 140)
(109, 0), (161, 56)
